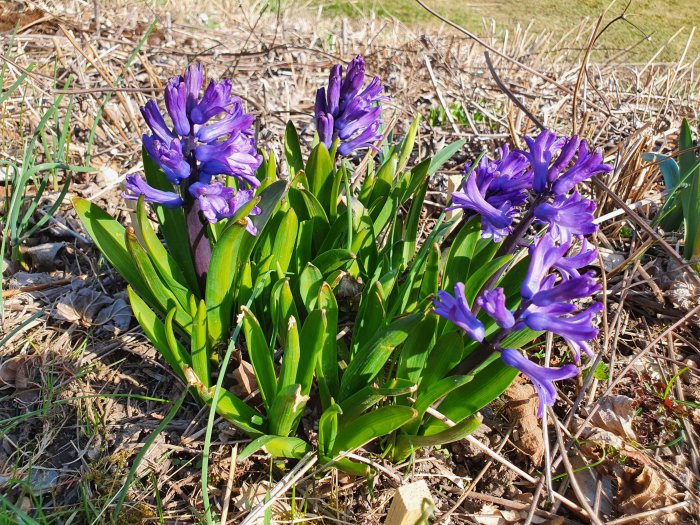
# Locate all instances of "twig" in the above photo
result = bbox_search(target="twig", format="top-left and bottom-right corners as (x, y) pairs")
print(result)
(423, 54), (459, 134)
(220, 445), (238, 525)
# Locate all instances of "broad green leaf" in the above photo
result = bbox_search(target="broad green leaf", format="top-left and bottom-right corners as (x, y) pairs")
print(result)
(442, 216), (482, 293)
(72, 197), (156, 306)
(396, 116), (420, 173)
(191, 299), (210, 388)
(339, 313), (422, 401)
(258, 207), (298, 276)
(306, 142), (335, 217)
(317, 283), (340, 400)
(298, 263), (323, 313)
(419, 243), (441, 301)
(367, 154), (398, 206)
(242, 307), (277, 411)
(208, 389), (265, 436)
(424, 357), (518, 435)
(277, 316), (300, 390)
(678, 119), (700, 264)
(239, 435), (310, 461)
(350, 282), (386, 356)
(142, 148), (199, 293)
(320, 456), (370, 477)
(294, 220), (315, 274)
(396, 313), (438, 382)
(311, 248), (356, 278)
(205, 223), (247, 343)
(269, 384), (309, 437)
(404, 374), (473, 435)
(284, 121), (304, 175)
(332, 405), (417, 455)
(338, 380), (417, 424)
(418, 331), (464, 392)
(428, 139), (466, 175)
(393, 413), (481, 462)
(401, 179), (429, 267)
(297, 309), (327, 396)
(318, 403), (342, 456)
(463, 254), (512, 304)
(134, 196), (192, 309)
(128, 287), (189, 378)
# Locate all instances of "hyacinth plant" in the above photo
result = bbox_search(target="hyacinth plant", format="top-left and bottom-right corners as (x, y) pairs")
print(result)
(73, 56), (610, 475)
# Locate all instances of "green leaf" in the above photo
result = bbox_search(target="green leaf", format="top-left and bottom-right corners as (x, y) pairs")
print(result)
(284, 121), (305, 176)
(393, 413), (481, 462)
(239, 435), (311, 461)
(419, 243), (440, 301)
(405, 374), (473, 435)
(142, 148), (199, 293)
(297, 309), (327, 396)
(368, 154), (398, 206)
(418, 331), (464, 392)
(396, 116), (420, 173)
(442, 216), (482, 293)
(191, 299), (210, 388)
(311, 248), (356, 278)
(298, 263), (323, 313)
(277, 316), (300, 390)
(424, 357), (517, 435)
(318, 403), (343, 456)
(317, 283), (340, 401)
(72, 197), (156, 306)
(242, 307), (277, 411)
(134, 196), (193, 309)
(269, 384), (309, 437)
(258, 207), (298, 276)
(463, 254), (512, 304)
(350, 282), (386, 357)
(396, 314), (438, 382)
(332, 405), (417, 455)
(205, 223), (247, 343)
(128, 287), (190, 379)
(401, 178), (429, 267)
(338, 380), (417, 424)
(306, 142), (335, 217)
(125, 228), (192, 331)
(340, 313), (422, 401)
(428, 139), (466, 175)
(678, 119), (700, 264)
(272, 279), (299, 347)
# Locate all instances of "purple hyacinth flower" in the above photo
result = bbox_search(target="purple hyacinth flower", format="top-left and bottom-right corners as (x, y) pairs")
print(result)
(449, 173), (515, 242)
(184, 63), (204, 112)
(122, 174), (183, 208)
(523, 130), (566, 194)
(229, 189), (262, 235)
(164, 76), (190, 137)
(140, 100), (175, 144)
(195, 102), (254, 143)
(534, 191), (597, 243)
(196, 134), (262, 188)
(530, 272), (601, 307)
(476, 288), (515, 329)
(521, 302), (603, 362)
(473, 145), (532, 209)
(190, 78), (234, 125)
(547, 135), (581, 184)
(500, 348), (579, 417)
(554, 239), (597, 280)
(142, 135), (191, 184)
(188, 181), (236, 223)
(551, 141), (613, 196)
(520, 234), (571, 300)
(433, 283), (485, 342)
(315, 55), (386, 156)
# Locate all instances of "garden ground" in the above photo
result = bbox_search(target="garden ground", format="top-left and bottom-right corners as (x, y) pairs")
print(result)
(1, 0), (699, 523)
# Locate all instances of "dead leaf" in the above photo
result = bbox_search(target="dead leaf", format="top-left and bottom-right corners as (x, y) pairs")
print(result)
(0, 355), (39, 390)
(52, 287), (131, 334)
(21, 242), (65, 272)
(504, 382), (544, 465)
(616, 464), (684, 523)
(590, 395), (638, 440)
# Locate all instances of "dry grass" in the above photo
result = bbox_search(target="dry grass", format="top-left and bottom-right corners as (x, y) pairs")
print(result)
(1, 0), (699, 523)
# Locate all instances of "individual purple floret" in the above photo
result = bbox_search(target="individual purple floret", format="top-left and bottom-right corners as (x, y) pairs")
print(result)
(433, 283), (485, 342)
(553, 238), (598, 280)
(500, 348), (579, 417)
(520, 234), (572, 300)
(449, 173), (515, 242)
(523, 130), (612, 196)
(122, 174), (184, 208)
(534, 191), (597, 243)
(522, 303), (603, 362)
(476, 288), (515, 329)
(473, 145), (532, 209)
(315, 55), (386, 156)
(530, 272), (601, 307)
(188, 182), (261, 231)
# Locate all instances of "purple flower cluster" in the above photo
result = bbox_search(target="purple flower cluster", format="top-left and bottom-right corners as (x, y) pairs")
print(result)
(123, 63), (262, 228)
(435, 129), (610, 417)
(315, 55), (386, 157)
